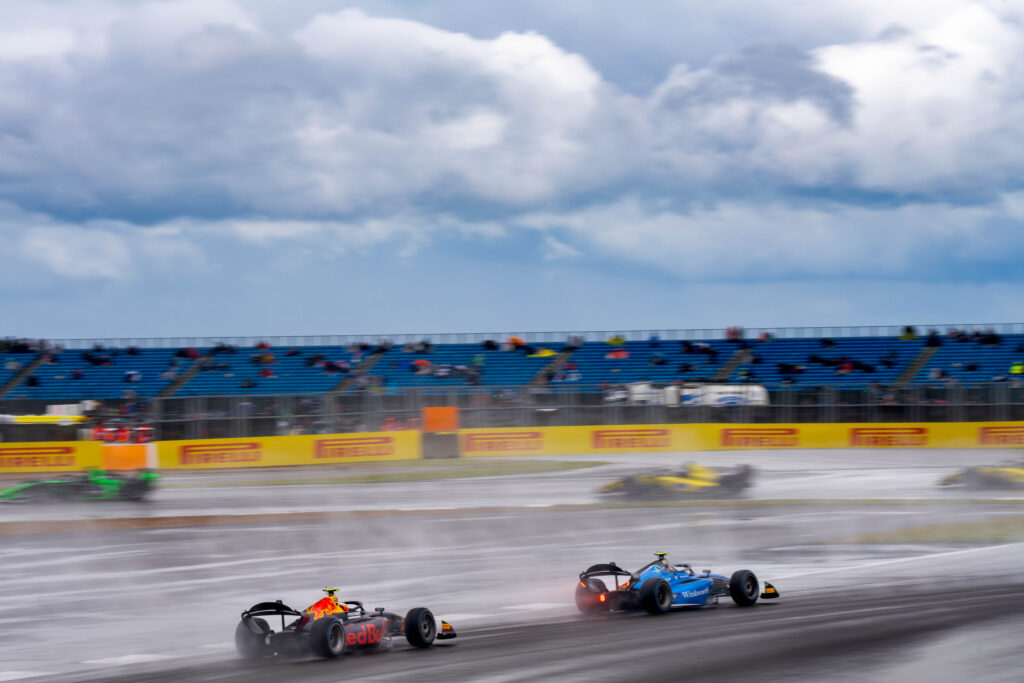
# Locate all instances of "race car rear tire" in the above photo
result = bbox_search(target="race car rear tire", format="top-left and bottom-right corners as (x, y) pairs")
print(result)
(309, 617), (346, 658)
(235, 618), (270, 659)
(575, 580), (609, 614)
(639, 578), (672, 614)
(404, 607), (436, 648)
(729, 570), (759, 607)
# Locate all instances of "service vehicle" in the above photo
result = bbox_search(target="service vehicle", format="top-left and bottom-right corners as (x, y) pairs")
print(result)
(235, 588), (456, 659)
(575, 552), (778, 614)
(598, 464), (752, 499)
(0, 469), (158, 502)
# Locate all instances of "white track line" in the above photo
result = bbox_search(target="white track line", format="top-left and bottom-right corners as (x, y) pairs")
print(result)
(0, 673), (52, 682)
(778, 542), (1023, 579)
(82, 655), (174, 665)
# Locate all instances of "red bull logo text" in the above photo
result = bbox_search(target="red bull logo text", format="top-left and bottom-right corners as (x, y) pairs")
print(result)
(720, 428), (799, 448)
(463, 431), (543, 452)
(314, 436), (395, 459)
(978, 426), (1024, 446)
(848, 427), (927, 447)
(0, 446), (75, 468)
(346, 622), (383, 647)
(179, 442), (261, 465)
(592, 429), (671, 449)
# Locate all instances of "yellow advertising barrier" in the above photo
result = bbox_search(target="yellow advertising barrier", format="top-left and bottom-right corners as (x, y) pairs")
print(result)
(157, 431), (421, 469)
(459, 421), (1024, 457)
(0, 441), (103, 473)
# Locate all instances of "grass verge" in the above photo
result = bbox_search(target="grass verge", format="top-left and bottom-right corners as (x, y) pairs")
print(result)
(166, 459), (605, 487)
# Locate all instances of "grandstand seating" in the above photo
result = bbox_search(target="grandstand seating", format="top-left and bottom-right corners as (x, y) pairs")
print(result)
(3, 330), (1023, 400)
(372, 344), (552, 388)
(4, 348), (180, 400)
(728, 336), (923, 388)
(567, 340), (733, 387)
(907, 334), (1024, 384)
(176, 346), (374, 396)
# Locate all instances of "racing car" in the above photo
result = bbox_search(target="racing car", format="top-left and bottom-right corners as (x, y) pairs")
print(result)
(598, 464), (753, 499)
(575, 552), (778, 614)
(235, 588), (456, 660)
(0, 469), (158, 502)
(939, 461), (1024, 489)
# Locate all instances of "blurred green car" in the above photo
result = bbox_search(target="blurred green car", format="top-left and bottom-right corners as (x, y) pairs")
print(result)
(0, 469), (158, 502)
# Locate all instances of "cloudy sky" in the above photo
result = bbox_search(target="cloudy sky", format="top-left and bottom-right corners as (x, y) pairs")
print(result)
(2, 0), (1024, 340)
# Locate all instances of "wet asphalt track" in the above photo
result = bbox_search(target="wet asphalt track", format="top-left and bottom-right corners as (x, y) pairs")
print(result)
(2, 449), (1023, 681)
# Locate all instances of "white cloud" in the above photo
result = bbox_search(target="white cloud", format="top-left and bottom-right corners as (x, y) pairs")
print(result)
(519, 196), (1022, 280)
(541, 235), (581, 261)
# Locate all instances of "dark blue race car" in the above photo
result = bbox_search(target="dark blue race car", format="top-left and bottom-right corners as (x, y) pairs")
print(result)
(575, 552), (779, 614)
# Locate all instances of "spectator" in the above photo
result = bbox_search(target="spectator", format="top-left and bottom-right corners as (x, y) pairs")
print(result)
(758, 332), (775, 342)
(260, 366), (275, 378)
(648, 334), (661, 348)
(257, 340), (271, 350)
(123, 370), (142, 383)
(241, 379), (257, 389)
(926, 329), (942, 347)
(649, 353), (667, 366)
(72, 369), (83, 380)
(726, 326), (744, 342)
(980, 328), (1002, 346)
(1010, 361), (1024, 376)
(820, 338), (837, 348)
(26, 375), (40, 387)
(900, 325), (918, 340)
(605, 347), (630, 360)
(482, 339), (498, 351)
(605, 334), (626, 346)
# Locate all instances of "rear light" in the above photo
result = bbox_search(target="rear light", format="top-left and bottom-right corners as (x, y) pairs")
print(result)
(598, 594), (606, 602)
(580, 582), (587, 588)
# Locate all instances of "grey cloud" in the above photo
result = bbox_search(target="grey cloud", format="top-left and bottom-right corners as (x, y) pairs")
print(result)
(657, 43), (855, 124)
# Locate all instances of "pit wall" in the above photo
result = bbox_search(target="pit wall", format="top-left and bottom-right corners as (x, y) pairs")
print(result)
(2, 422), (1023, 473)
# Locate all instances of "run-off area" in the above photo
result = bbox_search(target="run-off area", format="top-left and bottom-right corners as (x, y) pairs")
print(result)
(0, 448), (1022, 682)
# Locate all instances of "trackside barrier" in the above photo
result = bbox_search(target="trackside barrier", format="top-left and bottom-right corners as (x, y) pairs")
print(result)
(457, 422), (1024, 457)
(156, 431), (421, 469)
(0, 441), (103, 473)
(9, 421), (1024, 472)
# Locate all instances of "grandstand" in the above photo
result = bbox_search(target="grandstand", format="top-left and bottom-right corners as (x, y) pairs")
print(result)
(2, 325), (1024, 402)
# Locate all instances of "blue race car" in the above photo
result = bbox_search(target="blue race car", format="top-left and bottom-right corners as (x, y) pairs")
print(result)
(575, 552), (778, 614)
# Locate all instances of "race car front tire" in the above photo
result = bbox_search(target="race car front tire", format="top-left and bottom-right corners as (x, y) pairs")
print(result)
(404, 607), (436, 648)
(309, 617), (346, 658)
(235, 618), (270, 659)
(639, 578), (672, 614)
(729, 570), (759, 607)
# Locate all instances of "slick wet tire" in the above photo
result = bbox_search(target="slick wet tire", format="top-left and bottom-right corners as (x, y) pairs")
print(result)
(575, 580), (609, 614)
(235, 618), (270, 659)
(309, 618), (346, 658)
(729, 570), (760, 607)
(404, 607), (436, 648)
(640, 578), (673, 614)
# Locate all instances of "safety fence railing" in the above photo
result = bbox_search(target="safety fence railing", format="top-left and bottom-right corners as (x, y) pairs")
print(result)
(76, 381), (1024, 441)
(29, 321), (1024, 350)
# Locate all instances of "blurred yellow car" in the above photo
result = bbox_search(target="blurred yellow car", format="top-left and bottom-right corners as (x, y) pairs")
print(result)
(599, 464), (753, 499)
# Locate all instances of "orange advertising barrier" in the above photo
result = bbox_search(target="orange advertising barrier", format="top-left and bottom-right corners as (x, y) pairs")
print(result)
(157, 431), (421, 469)
(422, 406), (459, 432)
(459, 422), (1024, 456)
(0, 441), (103, 473)
(101, 444), (150, 470)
